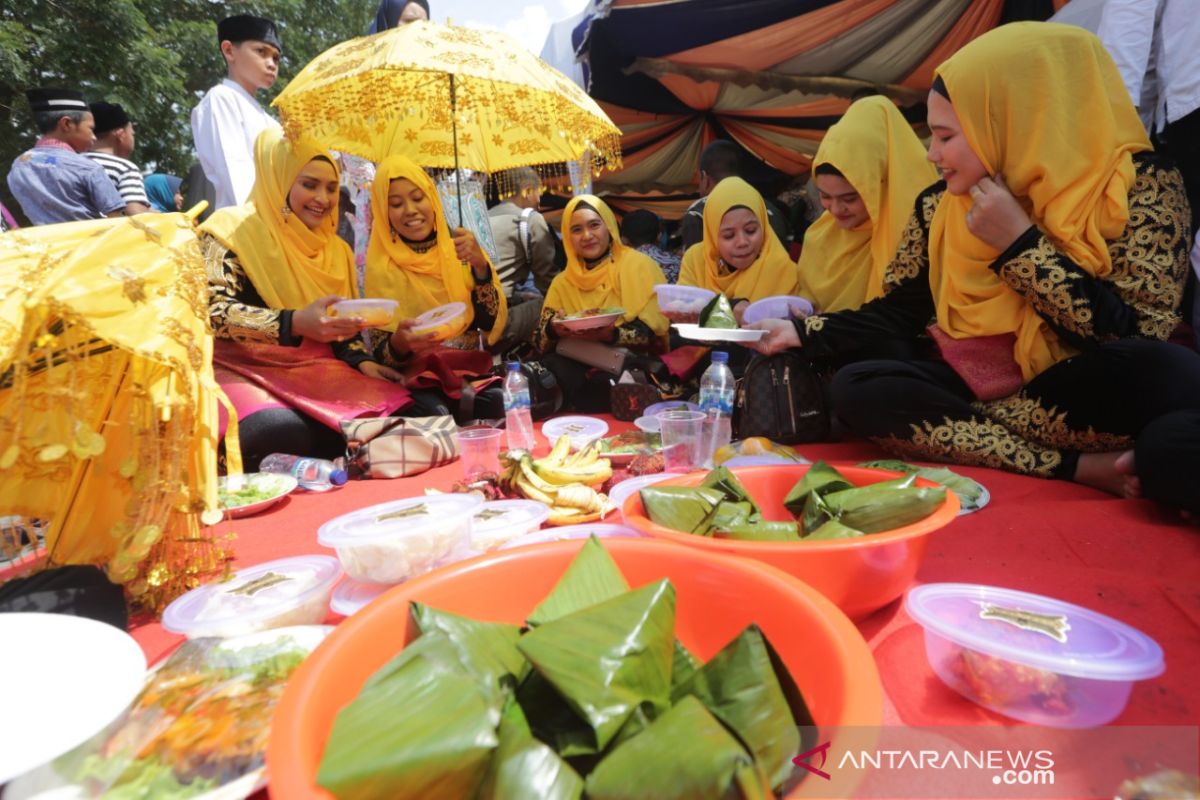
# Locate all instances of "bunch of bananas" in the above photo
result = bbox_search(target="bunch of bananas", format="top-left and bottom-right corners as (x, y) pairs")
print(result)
(500, 436), (615, 525)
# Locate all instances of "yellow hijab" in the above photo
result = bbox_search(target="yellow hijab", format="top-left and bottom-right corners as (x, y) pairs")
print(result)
(678, 177), (799, 303)
(797, 96), (938, 312)
(201, 128), (357, 309)
(365, 156), (507, 342)
(545, 195), (668, 338)
(928, 22), (1151, 382)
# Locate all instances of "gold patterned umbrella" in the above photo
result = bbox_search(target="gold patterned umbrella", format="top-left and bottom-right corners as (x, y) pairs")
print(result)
(272, 20), (622, 192)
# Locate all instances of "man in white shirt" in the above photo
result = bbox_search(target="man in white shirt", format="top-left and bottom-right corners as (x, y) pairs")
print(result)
(190, 14), (282, 210)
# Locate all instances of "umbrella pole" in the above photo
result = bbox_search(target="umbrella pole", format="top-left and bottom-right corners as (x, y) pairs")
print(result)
(450, 73), (463, 229)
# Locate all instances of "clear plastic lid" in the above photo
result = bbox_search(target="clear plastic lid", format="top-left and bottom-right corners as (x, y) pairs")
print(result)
(905, 583), (1165, 681)
(162, 555), (342, 638)
(330, 578), (390, 617)
(317, 493), (483, 547)
(609, 473), (677, 517)
(742, 295), (815, 324)
(499, 522), (642, 549)
(541, 416), (609, 449)
(471, 500), (549, 541)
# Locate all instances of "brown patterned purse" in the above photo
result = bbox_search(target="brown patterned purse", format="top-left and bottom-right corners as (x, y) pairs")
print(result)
(340, 415), (459, 479)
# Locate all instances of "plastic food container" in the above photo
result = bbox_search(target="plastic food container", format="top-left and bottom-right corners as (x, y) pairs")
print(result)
(327, 298), (398, 327)
(410, 301), (469, 341)
(742, 295), (815, 324)
(317, 494), (482, 585)
(607, 473), (676, 522)
(905, 583), (1165, 728)
(330, 578), (390, 618)
(470, 499), (550, 551)
(654, 284), (717, 323)
(163, 555), (341, 639)
(499, 522), (642, 549)
(541, 415), (609, 450)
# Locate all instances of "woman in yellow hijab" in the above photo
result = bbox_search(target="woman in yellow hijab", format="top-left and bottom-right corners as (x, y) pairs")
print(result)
(748, 23), (1200, 514)
(201, 128), (412, 468)
(678, 177), (799, 321)
(536, 195), (668, 410)
(797, 96), (938, 313)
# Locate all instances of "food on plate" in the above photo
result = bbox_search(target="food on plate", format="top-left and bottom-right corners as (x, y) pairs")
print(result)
(596, 430), (661, 456)
(713, 437), (805, 465)
(316, 537), (812, 799)
(640, 461), (946, 541)
(857, 459), (987, 512)
(698, 294), (737, 329)
(499, 436), (615, 526)
(565, 306), (623, 320)
(217, 478), (287, 510)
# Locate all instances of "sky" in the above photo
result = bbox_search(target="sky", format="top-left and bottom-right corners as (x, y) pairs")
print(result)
(419, 0), (591, 55)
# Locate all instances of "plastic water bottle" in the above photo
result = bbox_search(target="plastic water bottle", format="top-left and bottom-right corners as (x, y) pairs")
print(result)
(503, 362), (537, 452)
(698, 351), (735, 467)
(259, 453), (348, 492)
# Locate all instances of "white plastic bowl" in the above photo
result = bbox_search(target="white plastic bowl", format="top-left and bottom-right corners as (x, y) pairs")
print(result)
(906, 583), (1165, 728)
(327, 299), (398, 327)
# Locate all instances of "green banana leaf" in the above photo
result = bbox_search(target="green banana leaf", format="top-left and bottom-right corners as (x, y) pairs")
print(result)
(702, 467), (762, 516)
(527, 536), (630, 627)
(639, 485), (726, 536)
(318, 650), (499, 799)
(711, 500), (754, 532)
(673, 625), (800, 789)
(670, 640), (701, 703)
(518, 580), (676, 752)
(801, 491), (832, 534)
(516, 671), (601, 758)
(411, 602), (529, 688)
(822, 482), (944, 533)
(719, 520), (802, 541)
(699, 293), (738, 329)
(858, 460), (986, 510)
(803, 519), (866, 540)
(478, 694), (585, 800)
(783, 460), (854, 518)
(801, 475), (915, 534)
(584, 696), (772, 800)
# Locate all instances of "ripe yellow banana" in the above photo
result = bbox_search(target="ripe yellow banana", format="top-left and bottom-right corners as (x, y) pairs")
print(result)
(519, 456), (563, 494)
(533, 458), (612, 487)
(542, 435), (572, 467)
(546, 506), (603, 526)
(567, 443), (601, 468)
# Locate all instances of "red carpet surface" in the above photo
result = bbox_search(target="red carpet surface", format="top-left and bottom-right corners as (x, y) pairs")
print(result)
(129, 417), (1200, 734)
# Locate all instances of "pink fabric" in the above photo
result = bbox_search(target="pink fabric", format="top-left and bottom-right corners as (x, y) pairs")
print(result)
(214, 338), (411, 432)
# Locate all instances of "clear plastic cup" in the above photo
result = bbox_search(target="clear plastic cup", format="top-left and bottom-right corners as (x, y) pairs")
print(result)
(656, 409), (707, 472)
(453, 427), (503, 481)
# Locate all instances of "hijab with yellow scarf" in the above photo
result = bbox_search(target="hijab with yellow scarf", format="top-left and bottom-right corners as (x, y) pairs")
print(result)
(678, 177), (799, 303)
(928, 22), (1151, 382)
(545, 195), (668, 338)
(201, 128), (358, 309)
(365, 155), (508, 343)
(797, 96), (938, 313)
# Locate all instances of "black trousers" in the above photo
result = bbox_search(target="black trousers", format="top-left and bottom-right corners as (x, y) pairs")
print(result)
(542, 352), (614, 414)
(831, 339), (1200, 511)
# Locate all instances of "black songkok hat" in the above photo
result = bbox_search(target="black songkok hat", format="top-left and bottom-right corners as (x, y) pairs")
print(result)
(90, 102), (132, 135)
(216, 15), (282, 53)
(25, 88), (89, 114)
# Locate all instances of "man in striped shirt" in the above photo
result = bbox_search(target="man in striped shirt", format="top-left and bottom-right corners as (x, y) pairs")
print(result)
(85, 102), (151, 215)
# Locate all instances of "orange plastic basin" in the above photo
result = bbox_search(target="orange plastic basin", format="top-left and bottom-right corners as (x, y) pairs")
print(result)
(623, 465), (960, 619)
(268, 538), (882, 799)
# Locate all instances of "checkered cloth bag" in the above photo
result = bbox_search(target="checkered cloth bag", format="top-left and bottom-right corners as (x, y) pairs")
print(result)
(340, 415), (459, 479)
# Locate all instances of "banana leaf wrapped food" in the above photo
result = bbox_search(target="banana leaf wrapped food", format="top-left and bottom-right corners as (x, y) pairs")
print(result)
(317, 537), (812, 799)
(699, 293), (738, 329)
(858, 459), (986, 512)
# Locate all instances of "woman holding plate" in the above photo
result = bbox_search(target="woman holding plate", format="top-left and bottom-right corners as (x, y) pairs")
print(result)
(535, 195), (668, 411)
(203, 129), (411, 468)
(747, 23), (1200, 514)
(361, 155), (508, 415)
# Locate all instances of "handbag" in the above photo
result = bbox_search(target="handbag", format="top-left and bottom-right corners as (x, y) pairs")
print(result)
(340, 415), (459, 479)
(734, 352), (831, 444)
(554, 338), (632, 375)
(610, 369), (661, 421)
(473, 360), (563, 422)
(926, 325), (1023, 401)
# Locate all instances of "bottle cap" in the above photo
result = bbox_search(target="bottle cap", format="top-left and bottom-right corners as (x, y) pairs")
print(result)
(330, 469), (349, 486)
(507, 361), (521, 371)
(711, 351), (728, 363)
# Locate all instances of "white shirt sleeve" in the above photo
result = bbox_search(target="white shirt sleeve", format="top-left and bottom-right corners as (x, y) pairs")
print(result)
(1097, 0), (1163, 108)
(192, 88), (257, 209)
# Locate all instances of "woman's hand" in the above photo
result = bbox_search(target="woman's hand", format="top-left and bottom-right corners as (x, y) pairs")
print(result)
(292, 295), (366, 343)
(452, 227), (489, 276)
(732, 300), (750, 327)
(966, 176), (1032, 251)
(745, 318), (801, 356)
(389, 318), (440, 357)
(358, 360), (405, 382)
